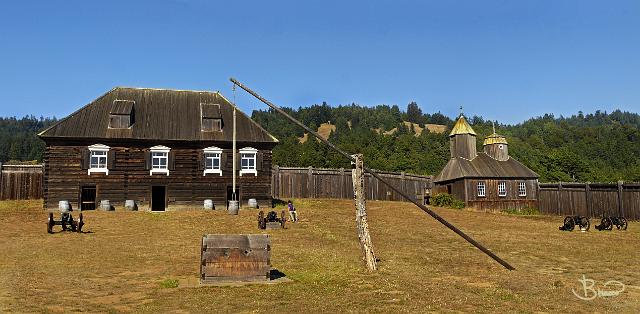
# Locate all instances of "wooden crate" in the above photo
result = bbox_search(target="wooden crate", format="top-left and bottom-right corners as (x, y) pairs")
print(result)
(200, 234), (271, 283)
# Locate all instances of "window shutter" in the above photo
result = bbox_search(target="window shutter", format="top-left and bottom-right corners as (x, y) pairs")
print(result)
(256, 152), (263, 171)
(168, 151), (176, 171)
(144, 150), (151, 170)
(221, 151), (227, 169)
(198, 151), (204, 171)
(107, 150), (116, 169)
(81, 148), (89, 170)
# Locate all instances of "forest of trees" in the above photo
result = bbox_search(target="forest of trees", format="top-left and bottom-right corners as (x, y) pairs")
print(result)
(1, 106), (639, 183)
(252, 104), (640, 182)
(0, 116), (57, 163)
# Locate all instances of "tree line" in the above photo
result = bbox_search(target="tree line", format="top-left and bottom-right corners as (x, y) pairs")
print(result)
(252, 104), (640, 183)
(0, 116), (57, 163)
(1, 106), (639, 183)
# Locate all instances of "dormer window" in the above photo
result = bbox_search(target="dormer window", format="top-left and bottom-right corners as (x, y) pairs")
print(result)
(109, 100), (135, 129)
(203, 146), (223, 176)
(201, 103), (222, 132)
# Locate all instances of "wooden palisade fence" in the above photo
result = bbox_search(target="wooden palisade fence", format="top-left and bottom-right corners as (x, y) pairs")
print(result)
(538, 182), (640, 220)
(0, 163), (43, 200)
(1, 162), (640, 221)
(272, 165), (432, 203)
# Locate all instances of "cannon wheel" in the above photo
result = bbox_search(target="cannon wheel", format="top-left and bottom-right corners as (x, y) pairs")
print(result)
(70, 217), (77, 232)
(61, 214), (67, 231)
(280, 210), (286, 229)
(618, 217), (628, 231)
(605, 217), (613, 230)
(77, 213), (84, 233)
(579, 217), (590, 231)
(47, 213), (54, 234)
(258, 211), (265, 229)
(598, 217), (612, 231)
(562, 216), (575, 231)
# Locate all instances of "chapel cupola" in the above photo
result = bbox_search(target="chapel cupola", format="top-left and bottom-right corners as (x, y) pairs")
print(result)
(483, 123), (509, 161)
(449, 112), (477, 160)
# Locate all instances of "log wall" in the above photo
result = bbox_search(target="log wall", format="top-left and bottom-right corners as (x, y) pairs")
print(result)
(43, 143), (273, 211)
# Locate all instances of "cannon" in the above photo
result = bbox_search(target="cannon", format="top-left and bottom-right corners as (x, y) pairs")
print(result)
(595, 216), (627, 231)
(559, 215), (590, 231)
(47, 212), (84, 233)
(258, 210), (286, 229)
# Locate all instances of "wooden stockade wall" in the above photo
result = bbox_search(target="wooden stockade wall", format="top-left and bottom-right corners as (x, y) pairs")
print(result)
(538, 182), (640, 220)
(0, 163), (44, 200)
(272, 166), (432, 203)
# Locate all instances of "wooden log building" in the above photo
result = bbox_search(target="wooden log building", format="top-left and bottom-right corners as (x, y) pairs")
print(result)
(38, 87), (278, 211)
(433, 115), (539, 211)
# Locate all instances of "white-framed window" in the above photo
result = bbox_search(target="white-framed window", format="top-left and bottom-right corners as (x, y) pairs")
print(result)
(203, 146), (222, 176)
(239, 147), (257, 176)
(477, 181), (486, 197)
(498, 181), (507, 197)
(88, 144), (110, 175)
(150, 145), (170, 176)
(518, 181), (527, 197)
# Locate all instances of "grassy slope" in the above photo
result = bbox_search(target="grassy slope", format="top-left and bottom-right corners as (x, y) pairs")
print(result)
(0, 199), (639, 313)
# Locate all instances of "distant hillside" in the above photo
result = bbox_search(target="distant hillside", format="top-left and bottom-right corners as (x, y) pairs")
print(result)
(301, 121), (447, 142)
(0, 116), (57, 163)
(252, 104), (640, 182)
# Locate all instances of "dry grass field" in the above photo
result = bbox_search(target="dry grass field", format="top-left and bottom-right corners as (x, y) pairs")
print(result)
(1, 199), (639, 313)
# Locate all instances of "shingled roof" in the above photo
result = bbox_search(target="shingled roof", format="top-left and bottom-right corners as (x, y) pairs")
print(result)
(433, 153), (539, 183)
(38, 87), (278, 143)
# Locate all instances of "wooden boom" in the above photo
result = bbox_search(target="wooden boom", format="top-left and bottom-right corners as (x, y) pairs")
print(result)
(230, 77), (516, 271)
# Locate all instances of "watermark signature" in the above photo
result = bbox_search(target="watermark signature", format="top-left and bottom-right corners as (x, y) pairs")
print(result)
(572, 275), (625, 300)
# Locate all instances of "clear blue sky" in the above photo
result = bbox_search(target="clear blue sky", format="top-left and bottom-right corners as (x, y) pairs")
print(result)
(1, 0), (638, 124)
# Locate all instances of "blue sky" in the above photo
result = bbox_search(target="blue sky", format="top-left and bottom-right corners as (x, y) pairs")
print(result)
(0, 0), (638, 124)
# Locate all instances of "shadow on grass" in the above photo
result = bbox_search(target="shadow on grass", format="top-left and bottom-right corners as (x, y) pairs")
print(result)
(270, 269), (287, 280)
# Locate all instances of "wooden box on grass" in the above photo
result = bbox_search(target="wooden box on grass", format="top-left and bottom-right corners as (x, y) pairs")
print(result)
(200, 234), (271, 283)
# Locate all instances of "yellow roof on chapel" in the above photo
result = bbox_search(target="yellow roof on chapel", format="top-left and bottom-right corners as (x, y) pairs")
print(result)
(449, 115), (477, 137)
(483, 133), (508, 145)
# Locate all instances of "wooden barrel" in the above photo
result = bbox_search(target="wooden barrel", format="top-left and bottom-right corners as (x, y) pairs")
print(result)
(99, 200), (112, 211)
(228, 200), (239, 215)
(125, 200), (137, 211)
(58, 200), (70, 213)
(204, 199), (214, 210)
(248, 198), (258, 208)
(200, 234), (271, 283)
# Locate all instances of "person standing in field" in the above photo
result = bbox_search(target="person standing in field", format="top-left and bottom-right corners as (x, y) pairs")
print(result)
(287, 200), (298, 222)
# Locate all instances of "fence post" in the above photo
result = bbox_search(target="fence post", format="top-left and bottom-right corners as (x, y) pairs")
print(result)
(339, 168), (345, 199)
(557, 182), (563, 216)
(273, 165), (280, 199)
(401, 172), (406, 202)
(307, 166), (314, 199)
(618, 181), (624, 217)
(351, 154), (377, 271)
(0, 162), (3, 200)
(585, 182), (592, 217)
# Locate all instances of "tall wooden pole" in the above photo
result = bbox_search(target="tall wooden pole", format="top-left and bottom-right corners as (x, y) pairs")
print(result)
(352, 154), (377, 271)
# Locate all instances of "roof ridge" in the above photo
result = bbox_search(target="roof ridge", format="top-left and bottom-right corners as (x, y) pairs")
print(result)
(115, 86), (219, 94)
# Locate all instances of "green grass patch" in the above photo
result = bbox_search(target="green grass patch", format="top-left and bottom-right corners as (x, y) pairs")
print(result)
(502, 207), (540, 216)
(159, 279), (179, 288)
